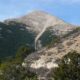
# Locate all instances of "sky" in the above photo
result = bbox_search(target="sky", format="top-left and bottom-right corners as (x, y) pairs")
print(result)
(0, 0), (80, 25)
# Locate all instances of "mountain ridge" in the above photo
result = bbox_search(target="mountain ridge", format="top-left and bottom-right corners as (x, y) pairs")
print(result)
(4, 11), (75, 33)
(3, 11), (76, 50)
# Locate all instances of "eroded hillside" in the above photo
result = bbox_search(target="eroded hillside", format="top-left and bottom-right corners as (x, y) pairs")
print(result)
(23, 27), (80, 80)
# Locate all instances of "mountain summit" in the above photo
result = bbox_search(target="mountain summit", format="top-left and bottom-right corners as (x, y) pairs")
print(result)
(4, 11), (75, 50)
(5, 11), (74, 33)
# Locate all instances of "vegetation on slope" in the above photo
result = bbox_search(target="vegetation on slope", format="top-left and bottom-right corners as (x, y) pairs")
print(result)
(45, 27), (80, 48)
(40, 28), (60, 47)
(0, 22), (35, 58)
(63, 27), (80, 38)
(0, 45), (37, 80)
(52, 51), (80, 80)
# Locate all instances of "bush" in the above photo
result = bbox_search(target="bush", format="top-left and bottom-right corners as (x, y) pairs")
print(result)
(0, 62), (38, 80)
(53, 51), (80, 80)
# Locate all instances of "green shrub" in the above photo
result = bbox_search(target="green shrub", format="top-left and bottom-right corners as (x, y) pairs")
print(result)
(53, 51), (80, 80)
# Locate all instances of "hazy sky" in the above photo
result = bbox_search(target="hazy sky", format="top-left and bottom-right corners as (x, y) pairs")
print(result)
(0, 0), (80, 25)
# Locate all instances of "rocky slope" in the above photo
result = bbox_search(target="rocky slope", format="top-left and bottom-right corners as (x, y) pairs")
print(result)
(0, 11), (79, 80)
(9, 11), (79, 80)
(22, 27), (80, 80)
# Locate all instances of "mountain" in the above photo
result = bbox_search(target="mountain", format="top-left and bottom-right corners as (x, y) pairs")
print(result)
(4, 11), (75, 50)
(0, 11), (75, 58)
(0, 11), (80, 79)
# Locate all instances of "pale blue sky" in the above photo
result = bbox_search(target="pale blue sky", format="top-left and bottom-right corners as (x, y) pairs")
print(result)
(0, 0), (80, 25)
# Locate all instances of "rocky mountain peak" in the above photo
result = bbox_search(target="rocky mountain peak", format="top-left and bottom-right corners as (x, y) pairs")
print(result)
(4, 11), (75, 34)
(4, 11), (76, 51)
